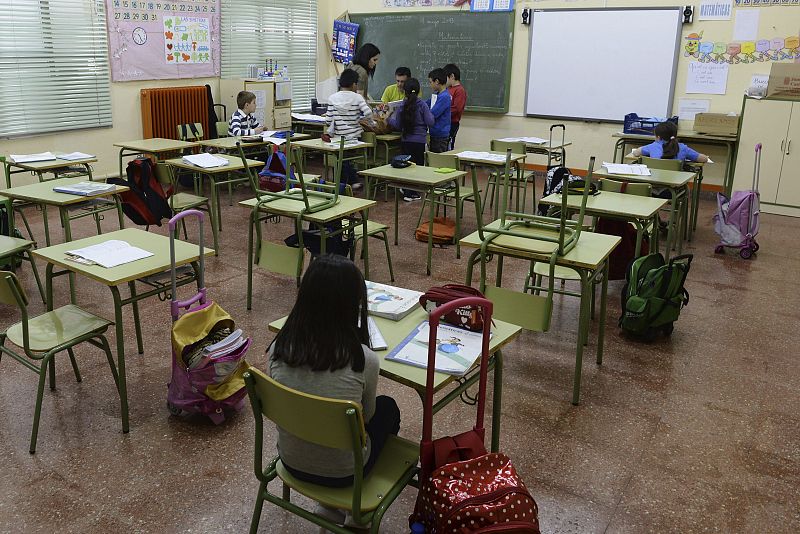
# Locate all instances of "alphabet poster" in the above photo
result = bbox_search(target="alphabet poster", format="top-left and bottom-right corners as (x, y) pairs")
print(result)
(106, 0), (220, 82)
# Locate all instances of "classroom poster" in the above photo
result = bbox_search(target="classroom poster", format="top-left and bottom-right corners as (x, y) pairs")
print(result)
(383, 0), (457, 6)
(683, 31), (799, 63)
(698, 0), (733, 20)
(331, 20), (359, 64)
(105, 0), (221, 82)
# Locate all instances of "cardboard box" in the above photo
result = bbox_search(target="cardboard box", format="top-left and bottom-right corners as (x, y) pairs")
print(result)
(693, 113), (739, 136)
(767, 63), (800, 100)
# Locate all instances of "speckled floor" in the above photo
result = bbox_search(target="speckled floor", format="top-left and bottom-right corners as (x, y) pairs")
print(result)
(1, 168), (799, 533)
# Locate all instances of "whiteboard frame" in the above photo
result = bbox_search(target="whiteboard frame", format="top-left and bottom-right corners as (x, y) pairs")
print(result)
(524, 7), (683, 123)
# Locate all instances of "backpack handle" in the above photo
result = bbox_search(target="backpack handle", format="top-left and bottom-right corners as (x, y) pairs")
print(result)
(169, 209), (206, 321)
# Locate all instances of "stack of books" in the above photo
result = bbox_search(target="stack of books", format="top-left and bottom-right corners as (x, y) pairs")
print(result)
(185, 329), (247, 370)
(53, 181), (116, 196)
(182, 153), (229, 168)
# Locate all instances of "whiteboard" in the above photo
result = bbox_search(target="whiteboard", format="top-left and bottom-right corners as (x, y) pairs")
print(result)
(525, 8), (683, 122)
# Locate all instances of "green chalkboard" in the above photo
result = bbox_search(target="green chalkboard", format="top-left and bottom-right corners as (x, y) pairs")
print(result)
(349, 11), (514, 113)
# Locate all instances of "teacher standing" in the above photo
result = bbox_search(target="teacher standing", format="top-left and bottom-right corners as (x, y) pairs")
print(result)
(346, 43), (381, 101)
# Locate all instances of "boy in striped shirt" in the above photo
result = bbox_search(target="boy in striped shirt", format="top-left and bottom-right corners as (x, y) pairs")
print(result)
(321, 69), (372, 188)
(228, 91), (265, 137)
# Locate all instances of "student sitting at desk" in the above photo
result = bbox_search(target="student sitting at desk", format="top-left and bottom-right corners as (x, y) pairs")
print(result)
(268, 255), (401, 522)
(322, 69), (373, 189)
(425, 68), (452, 153)
(228, 91), (265, 137)
(387, 78), (433, 202)
(630, 121), (709, 164)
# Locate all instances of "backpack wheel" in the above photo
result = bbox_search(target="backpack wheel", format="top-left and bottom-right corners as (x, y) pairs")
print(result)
(739, 247), (753, 259)
(752, 242), (759, 252)
(167, 401), (183, 416)
(714, 245), (725, 254)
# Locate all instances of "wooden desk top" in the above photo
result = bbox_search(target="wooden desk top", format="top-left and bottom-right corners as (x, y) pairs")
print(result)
(239, 194), (375, 224)
(33, 228), (212, 286)
(6, 153), (98, 171)
(540, 191), (667, 220)
(268, 305), (522, 393)
(114, 138), (199, 153)
(359, 164), (466, 186)
(592, 167), (695, 188)
(441, 149), (527, 166)
(375, 133), (402, 142)
(292, 138), (374, 152)
(461, 220), (620, 270)
(1, 177), (128, 207)
(164, 154), (262, 173)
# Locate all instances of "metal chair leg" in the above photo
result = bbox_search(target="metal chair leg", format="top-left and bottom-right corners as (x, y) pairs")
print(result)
(67, 347), (82, 382)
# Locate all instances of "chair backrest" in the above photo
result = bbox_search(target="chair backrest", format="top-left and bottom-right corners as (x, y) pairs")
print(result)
(216, 121), (229, 138)
(0, 271), (28, 314)
(245, 367), (365, 450)
(1, 196), (14, 236)
(425, 151), (458, 169)
(641, 156), (682, 171)
(490, 139), (527, 157)
(177, 123), (204, 142)
(599, 178), (652, 197)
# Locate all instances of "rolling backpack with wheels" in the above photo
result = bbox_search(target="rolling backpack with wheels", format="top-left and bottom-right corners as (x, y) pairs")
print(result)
(620, 253), (692, 339)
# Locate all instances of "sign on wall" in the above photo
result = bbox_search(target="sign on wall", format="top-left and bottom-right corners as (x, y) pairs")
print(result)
(106, 0), (221, 82)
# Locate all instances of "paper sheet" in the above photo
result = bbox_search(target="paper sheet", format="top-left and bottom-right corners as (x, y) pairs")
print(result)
(455, 151), (508, 163)
(686, 62), (729, 95)
(66, 240), (153, 269)
(498, 136), (547, 144)
(733, 9), (760, 42)
(10, 152), (56, 164)
(57, 152), (95, 161)
(678, 99), (711, 121)
(182, 153), (229, 168)
(602, 163), (652, 176)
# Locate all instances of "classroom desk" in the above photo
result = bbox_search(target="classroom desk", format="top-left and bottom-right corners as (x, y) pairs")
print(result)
(239, 194), (376, 309)
(33, 228), (212, 434)
(612, 131), (738, 195)
(442, 149), (528, 218)
(198, 133), (312, 153)
(114, 138), (199, 180)
(4, 153), (98, 188)
(492, 138), (572, 168)
(461, 221), (619, 405)
(291, 138), (374, 181)
(268, 305), (522, 452)
(539, 191), (667, 257)
(359, 164), (467, 275)
(373, 133), (402, 165)
(291, 119), (327, 135)
(592, 167), (695, 260)
(164, 154), (263, 238)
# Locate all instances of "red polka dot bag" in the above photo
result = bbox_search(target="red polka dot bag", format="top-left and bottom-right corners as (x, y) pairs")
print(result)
(411, 297), (540, 533)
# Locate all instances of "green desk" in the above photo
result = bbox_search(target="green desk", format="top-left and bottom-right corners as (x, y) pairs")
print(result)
(592, 167), (695, 260)
(32, 228), (213, 433)
(165, 154), (263, 237)
(442, 149), (528, 218)
(492, 138), (572, 168)
(373, 133), (402, 165)
(539, 191), (667, 257)
(114, 138), (199, 181)
(239, 195), (376, 309)
(359, 164), (467, 275)
(461, 222), (620, 405)
(292, 138), (374, 182)
(291, 119), (327, 135)
(269, 304), (522, 452)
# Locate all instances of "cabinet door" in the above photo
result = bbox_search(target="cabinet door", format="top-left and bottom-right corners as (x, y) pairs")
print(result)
(776, 103), (800, 207)
(733, 99), (791, 202)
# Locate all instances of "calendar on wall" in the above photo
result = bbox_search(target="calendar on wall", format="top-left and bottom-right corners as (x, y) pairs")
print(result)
(106, 0), (221, 82)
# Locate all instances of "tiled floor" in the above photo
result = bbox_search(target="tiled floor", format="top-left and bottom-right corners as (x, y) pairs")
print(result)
(1, 170), (799, 533)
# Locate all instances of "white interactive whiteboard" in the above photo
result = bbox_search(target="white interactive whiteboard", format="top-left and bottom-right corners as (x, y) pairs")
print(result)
(525, 8), (683, 122)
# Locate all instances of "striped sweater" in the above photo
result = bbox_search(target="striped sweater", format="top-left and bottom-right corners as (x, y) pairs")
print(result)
(228, 109), (260, 137)
(325, 90), (372, 140)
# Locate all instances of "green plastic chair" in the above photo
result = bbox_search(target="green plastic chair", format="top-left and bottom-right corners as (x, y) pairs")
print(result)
(414, 152), (479, 228)
(0, 197), (45, 303)
(640, 156), (683, 171)
(244, 368), (418, 534)
(340, 185), (394, 282)
(486, 140), (534, 215)
(176, 122), (204, 142)
(0, 271), (116, 453)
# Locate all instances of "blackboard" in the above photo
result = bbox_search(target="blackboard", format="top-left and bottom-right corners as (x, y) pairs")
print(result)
(349, 11), (514, 113)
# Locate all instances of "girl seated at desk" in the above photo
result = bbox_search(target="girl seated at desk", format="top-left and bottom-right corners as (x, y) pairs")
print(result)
(267, 254), (401, 522)
(630, 121), (710, 163)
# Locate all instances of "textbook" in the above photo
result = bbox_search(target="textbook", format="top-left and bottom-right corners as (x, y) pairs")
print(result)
(366, 281), (423, 321)
(601, 162), (651, 176)
(65, 240), (153, 269)
(53, 181), (115, 196)
(10, 152), (56, 164)
(367, 316), (387, 351)
(386, 321), (489, 376)
(182, 153), (229, 168)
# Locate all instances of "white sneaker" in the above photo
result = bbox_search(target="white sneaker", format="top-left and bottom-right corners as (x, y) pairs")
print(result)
(351, 182), (364, 191)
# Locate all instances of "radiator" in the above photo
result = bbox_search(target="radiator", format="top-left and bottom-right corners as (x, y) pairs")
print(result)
(140, 86), (209, 139)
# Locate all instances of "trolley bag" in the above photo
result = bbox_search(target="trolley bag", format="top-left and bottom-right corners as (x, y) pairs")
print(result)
(258, 145), (294, 192)
(536, 167), (592, 216)
(415, 216), (455, 244)
(166, 210), (251, 424)
(419, 284), (486, 332)
(713, 143), (761, 259)
(411, 297), (540, 534)
(108, 158), (173, 226)
(620, 252), (692, 340)
(594, 218), (649, 281)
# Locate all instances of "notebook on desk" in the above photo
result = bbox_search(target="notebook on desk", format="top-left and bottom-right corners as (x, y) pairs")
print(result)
(53, 182), (115, 196)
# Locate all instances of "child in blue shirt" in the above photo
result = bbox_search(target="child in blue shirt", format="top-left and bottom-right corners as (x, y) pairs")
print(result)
(631, 121), (709, 163)
(425, 68), (452, 153)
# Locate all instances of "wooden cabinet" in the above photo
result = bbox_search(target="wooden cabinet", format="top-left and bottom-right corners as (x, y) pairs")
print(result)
(219, 78), (292, 130)
(734, 96), (800, 217)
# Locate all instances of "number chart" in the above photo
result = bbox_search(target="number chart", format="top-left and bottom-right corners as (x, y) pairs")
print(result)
(106, 0), (220, 81)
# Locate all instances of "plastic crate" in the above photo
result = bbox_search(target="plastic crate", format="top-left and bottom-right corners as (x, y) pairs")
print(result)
(623, 114), (678, 135)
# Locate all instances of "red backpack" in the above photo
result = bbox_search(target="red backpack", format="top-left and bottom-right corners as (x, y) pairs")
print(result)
(109, 159), (173, 226)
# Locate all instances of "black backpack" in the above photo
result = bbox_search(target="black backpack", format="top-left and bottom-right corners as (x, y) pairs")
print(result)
(538, 167), (596, 215)
(108, 159), (173, 226)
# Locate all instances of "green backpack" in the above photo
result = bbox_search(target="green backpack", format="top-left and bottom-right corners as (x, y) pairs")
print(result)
(620, 253), (692, 339)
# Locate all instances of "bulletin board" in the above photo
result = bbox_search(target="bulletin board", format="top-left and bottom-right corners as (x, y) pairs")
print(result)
(106, 0), (221, 82)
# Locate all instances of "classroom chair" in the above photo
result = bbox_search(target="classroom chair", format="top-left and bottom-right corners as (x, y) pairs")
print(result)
(156, 162), (219, 255)
(640, 156), (682, 172)
(0, 271), (116, 454)
(243, 368), (419, 534)
(415, 152), (479, 229)
(485, 140), (534, 215)
(214, 104), (228, 138)
(0, 198), (45, 304)
(341, 185), (394, 282)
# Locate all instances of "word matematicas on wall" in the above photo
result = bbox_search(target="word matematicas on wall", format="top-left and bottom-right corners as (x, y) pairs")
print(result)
(106, 0), (221, 82)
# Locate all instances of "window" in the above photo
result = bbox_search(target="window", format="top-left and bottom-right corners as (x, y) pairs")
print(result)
(220, 0), (317, 111)
(0, 0), (112, 137)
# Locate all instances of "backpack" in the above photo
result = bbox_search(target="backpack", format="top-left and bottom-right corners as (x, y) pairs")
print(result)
(620, 253), (692, 339)
(258, 147), (294, 192)
(537, 167), (596, 215)
(0, 205), (24, 270)
(594, 218), (649, 281)
(108, 159), (173, 226)
(415, 217), (455, 244)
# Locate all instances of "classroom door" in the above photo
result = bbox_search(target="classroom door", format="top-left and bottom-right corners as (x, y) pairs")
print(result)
(775, 103), (800, 208)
